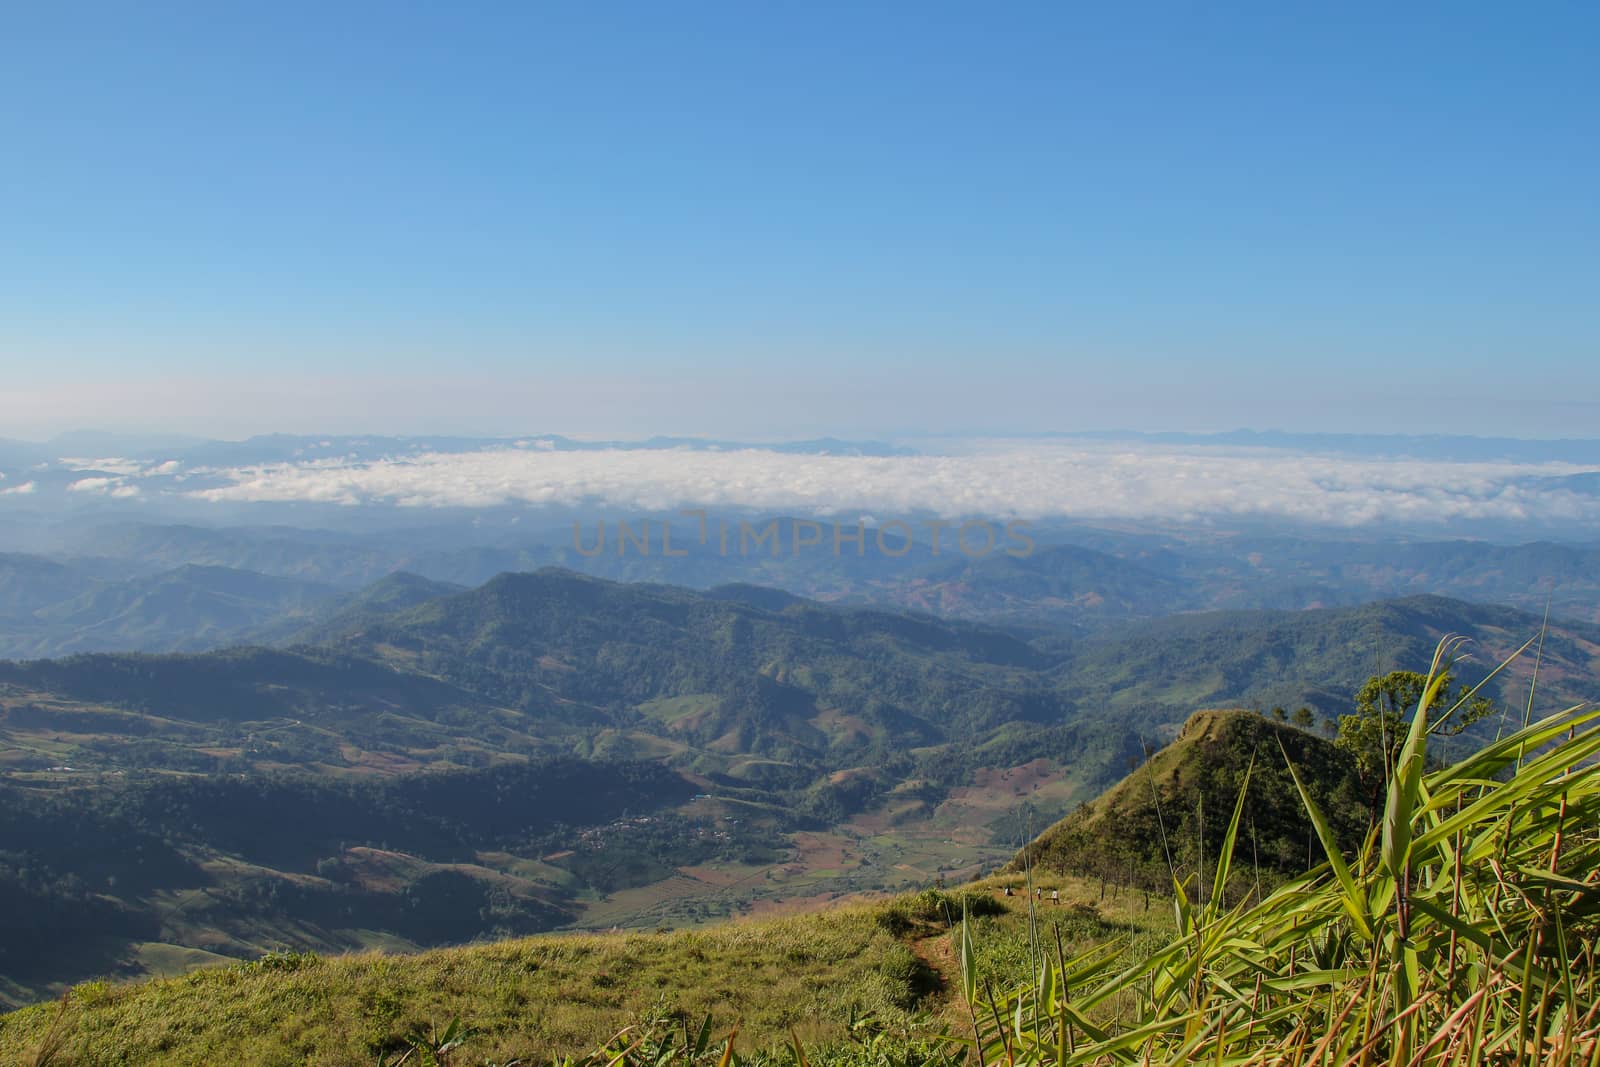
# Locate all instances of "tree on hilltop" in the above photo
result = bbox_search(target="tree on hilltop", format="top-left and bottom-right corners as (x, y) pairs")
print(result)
(1336, 668), (1494, 788)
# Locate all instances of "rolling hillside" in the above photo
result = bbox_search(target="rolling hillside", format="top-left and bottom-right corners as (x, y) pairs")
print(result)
(1010, 709), (1368, 892)
(0, 563), (343, 660)
(0, 882), (1151, 1066)
(0, 554), (100, 621)
(305, 568), (1063, 759)
(846, 544), (1186, 631)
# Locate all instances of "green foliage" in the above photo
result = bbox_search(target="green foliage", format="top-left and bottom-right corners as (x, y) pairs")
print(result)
(234, 949), (322, 974)
(876, 889), (1005, 935)
(385, 1015), (469, 1067)
(1336, 666), (1495, 784)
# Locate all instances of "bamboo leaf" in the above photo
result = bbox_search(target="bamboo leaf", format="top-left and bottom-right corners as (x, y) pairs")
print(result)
(1210, 755), (1253, 915)
(1382, 646), (1447, 882)
(1282, 742), (1372, 940)
(960, 902), (979, 1005)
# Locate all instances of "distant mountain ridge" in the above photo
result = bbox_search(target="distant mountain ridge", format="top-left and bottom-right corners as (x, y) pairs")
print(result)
(0, 553), (100, 620)
(9, 566), (1592, 759)
(300, 567), (1064, 762)
(0, 560), (341, 660)
(16, 522), (1600, 655)
(1031, 429), (1600, 464)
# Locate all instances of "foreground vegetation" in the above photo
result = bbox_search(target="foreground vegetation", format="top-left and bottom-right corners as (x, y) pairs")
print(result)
(0, 906), (926, 1065)
(961, 638), (1600, 1064)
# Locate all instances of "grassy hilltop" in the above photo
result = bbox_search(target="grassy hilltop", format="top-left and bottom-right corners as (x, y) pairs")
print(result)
(1011, 708), (1370, 892)
(0, 879), (1166, 1066)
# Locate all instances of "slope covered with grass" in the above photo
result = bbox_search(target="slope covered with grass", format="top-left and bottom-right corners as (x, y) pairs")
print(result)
(1011, 708), (1369, 892)
(0, 882), (1168, 1067)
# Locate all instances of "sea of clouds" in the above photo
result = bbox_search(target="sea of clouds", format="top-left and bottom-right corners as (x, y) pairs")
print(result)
(81, 440), (1590, 528)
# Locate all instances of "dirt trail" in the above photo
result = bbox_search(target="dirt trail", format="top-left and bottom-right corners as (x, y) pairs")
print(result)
(904, 891), (1038, 1020)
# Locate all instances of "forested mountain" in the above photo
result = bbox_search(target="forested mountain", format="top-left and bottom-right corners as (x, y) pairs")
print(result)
(6, 572), (1591, 789)
(307, 568), (1063, 761)
(1058, 594), (1600, 734)
(842, 544), (1185, 631)
(6, 573), (1592, 792)
(0, 562), (341, 660)
(280, 571), (465, 646)
(0, 553), (101, 620)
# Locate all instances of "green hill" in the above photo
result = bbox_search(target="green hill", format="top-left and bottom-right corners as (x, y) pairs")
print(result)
(1051, 593), (1600, 734)
(280, 571), (465, 646)
(0, 564), (342, 659)
(1009, 709), (1368, 894)
(0, 554), (99, 622)
(0, 881), (1151, 1067)
(305, 567), (1066, 762)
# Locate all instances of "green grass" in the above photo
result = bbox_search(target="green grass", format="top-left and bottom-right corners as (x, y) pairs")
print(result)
(0, 879), (1168, 1067)
(0, 908), (927, 1066)
(126, 945), (234, 978)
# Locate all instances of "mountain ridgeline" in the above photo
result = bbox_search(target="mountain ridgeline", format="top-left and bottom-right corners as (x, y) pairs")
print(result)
(7, 523), (1600, 665)
(1010, 709), (1370, 895)
(304, 568), (1063, 755)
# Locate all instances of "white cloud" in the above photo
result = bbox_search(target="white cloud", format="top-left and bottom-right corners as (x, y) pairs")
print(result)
(68, 476), (119, 493)
(179, 441), (1600, 527)
(61, 457), (180, 478)
(0, 481), (36, 496)
(63, 457), (147, 476)
(65, 475), (141, 498)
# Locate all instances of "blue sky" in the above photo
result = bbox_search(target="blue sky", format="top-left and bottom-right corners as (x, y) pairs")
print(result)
(3, 2), (1597, 439)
